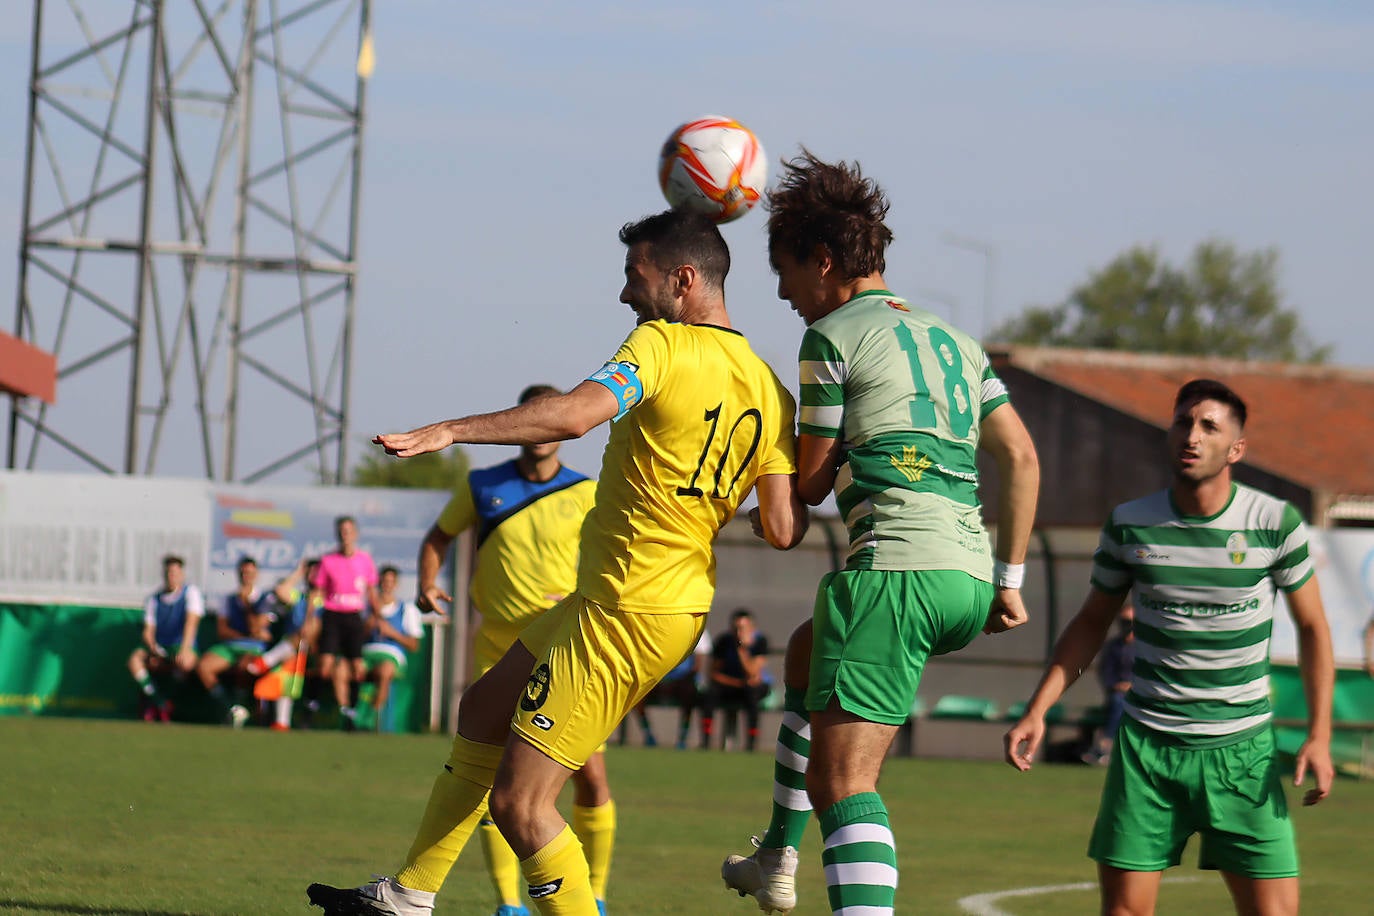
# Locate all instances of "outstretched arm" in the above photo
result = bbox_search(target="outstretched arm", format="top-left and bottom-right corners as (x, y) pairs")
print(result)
(374, 382), (619, 457)
(274, 559), (307, 606)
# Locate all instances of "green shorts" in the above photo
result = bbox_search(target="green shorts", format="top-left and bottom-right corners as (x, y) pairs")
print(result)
(207, 642), (262, 664)
(806, 568), (990, 725)
(363, 648), (407, 677)
(1089, 717), (1297, 878)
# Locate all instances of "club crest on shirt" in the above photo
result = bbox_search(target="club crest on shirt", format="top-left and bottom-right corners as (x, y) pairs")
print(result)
(1227, 532), (1248, 565)
(520, 662), (551, 712)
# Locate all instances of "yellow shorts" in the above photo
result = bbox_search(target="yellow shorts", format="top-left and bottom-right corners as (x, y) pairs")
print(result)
(472, 619), (525, 678)
(511, 594), (704, 769)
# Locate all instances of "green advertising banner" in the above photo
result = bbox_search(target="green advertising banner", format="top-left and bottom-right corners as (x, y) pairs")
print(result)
(0, 602), (433, 732)
(1271, 664), (1374, 777)
(0, 603), (142, 718)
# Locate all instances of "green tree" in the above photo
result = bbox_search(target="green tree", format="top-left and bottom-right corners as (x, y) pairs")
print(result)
(349, 441), (469, 492)
(990, 241), (1331, 362)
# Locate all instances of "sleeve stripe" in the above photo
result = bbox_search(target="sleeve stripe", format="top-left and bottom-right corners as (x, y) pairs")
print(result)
(800, 359), (846, 387)
(800, 404), (843, 429)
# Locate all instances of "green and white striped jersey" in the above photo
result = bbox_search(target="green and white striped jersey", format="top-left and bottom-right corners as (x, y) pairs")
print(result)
(1091, 482), (1314, 747)
(798, 290), (1009, 574)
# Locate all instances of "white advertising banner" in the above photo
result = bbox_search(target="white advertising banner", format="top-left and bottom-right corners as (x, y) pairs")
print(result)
(0, 470), (453, 612)
(1272, 529), (1374, 667)
(0, 471), (212, 607)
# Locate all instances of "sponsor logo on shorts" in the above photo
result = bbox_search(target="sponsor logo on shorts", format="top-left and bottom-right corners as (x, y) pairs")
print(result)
(528, 879), (563, 898)
(520, 662), (551, 712)
(531, 713), (555, 731)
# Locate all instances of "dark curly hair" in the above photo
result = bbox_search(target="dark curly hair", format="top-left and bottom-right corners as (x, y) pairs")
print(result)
(619, 209), (731, 292)
(766, 150), (892, 279)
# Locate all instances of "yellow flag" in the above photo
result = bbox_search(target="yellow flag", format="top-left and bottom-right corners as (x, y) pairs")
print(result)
(357, 31), (375, 79)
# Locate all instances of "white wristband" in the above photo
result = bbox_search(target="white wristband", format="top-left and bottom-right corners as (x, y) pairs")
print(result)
(993, 560), (1025, 590)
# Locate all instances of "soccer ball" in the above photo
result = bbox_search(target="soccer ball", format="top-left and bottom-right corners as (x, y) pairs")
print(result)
(658, 116), (766, 223)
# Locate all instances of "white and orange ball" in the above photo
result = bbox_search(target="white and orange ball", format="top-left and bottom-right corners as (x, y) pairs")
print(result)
(657, 116), (766, 223)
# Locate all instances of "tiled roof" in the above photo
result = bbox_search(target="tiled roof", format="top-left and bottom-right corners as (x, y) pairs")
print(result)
(992, 346), (1374, 498)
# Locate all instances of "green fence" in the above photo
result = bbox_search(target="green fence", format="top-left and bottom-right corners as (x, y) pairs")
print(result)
(0, 602), (434, 732)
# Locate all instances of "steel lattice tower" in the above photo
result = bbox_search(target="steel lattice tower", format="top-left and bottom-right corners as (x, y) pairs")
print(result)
(9, 0), (371, 482)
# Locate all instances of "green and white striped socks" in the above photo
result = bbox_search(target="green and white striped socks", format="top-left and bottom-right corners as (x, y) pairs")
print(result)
(818, 791), (897, 914)
(760, 687), (812, 849)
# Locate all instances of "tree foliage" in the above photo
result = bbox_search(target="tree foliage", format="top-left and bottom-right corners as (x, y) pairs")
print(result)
(349, 442), (469, 492)
(990, 241), (1331, 363)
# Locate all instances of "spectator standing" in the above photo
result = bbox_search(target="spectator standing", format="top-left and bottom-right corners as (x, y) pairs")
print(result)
(311, 516), (380, 731)
(127, 554), (204, 722)
(700, 609), (771, 751)
(1083, 604), (1135, 765)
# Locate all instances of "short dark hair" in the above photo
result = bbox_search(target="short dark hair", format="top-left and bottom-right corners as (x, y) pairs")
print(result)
(1175, 379), (1247, 428)
(619, 209), (730, 291)
(767, 149), (892, 279)
(162, 554), (184, 569)
(335, 515), (356, 529)
(730, 608), (753, 623)
(236, 555), (257, 571)
(379, 564), (399, 579)
(519, 384), (561, 404)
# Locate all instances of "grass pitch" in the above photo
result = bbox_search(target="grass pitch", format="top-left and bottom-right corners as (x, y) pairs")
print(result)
(1, 718), (1369, 915)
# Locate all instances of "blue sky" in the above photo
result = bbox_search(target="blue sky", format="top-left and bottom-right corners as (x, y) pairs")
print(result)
(2, 0), (1372, 481)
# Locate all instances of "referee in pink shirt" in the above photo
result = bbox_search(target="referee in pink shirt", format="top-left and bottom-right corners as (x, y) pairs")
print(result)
(310, 515), (380, 731)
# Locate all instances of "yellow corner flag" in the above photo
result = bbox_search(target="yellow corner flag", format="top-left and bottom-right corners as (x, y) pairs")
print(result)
(357, 30), (375, 79)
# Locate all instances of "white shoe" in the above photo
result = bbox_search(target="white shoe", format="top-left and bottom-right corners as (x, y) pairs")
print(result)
(228, 705), (250, 729)
(722, 836), (798, 914)
(306, 877), (432, 915)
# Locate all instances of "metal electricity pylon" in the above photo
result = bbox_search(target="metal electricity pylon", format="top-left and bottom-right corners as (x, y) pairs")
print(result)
(9, 0), (372, 483)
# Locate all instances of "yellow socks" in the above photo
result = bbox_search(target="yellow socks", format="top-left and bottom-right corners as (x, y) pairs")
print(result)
(520, 825), (598, 915)
(394, 735), (504, 893)
(480, 815), (525, 907)
(571, 800), (616, 901)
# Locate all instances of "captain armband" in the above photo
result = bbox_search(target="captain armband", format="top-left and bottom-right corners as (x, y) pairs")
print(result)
(587, 360), (644, 420)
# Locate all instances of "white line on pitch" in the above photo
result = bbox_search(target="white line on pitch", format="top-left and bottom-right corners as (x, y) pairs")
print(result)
(956, 877), (1201, 915)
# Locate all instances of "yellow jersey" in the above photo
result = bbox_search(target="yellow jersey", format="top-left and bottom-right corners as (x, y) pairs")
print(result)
(437, 460), (596, 628)
(581, 320), (797, 614)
